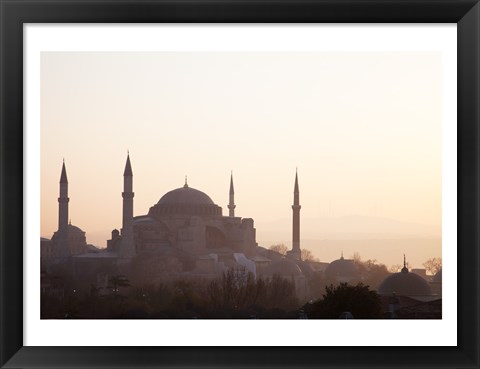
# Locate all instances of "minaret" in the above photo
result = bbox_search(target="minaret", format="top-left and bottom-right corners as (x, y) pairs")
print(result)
(57, 160), (70, 256)
(289, 169), (301, 260)
(120, 153), (135, 258)
(228, 172), (236, 217)
(58, 160), (69, 233)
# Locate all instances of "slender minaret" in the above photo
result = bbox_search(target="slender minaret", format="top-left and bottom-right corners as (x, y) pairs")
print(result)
(120, 153), (135, 258)
(57, 160), (70, 256)
(228, 171), (236, 217)
(58, 160), (69, 233)
(289, 169), (301, 260)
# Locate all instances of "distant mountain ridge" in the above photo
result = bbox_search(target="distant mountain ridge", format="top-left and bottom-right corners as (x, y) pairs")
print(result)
(256, 215), (441, 241)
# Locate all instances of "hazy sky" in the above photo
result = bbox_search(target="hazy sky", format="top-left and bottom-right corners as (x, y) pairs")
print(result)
(41, 52), (442, 266)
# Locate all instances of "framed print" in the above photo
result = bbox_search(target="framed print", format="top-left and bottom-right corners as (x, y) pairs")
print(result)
(1, 1), (479, 368)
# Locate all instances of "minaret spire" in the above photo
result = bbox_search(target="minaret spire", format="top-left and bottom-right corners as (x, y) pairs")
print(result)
(294, 167), (299, 194)
(228, 171), (236, 217)
(60, 160), (68, 183)
(120, 153), (135, 258)
(123, 153), (133, 176)
(288, 169), (301, 260)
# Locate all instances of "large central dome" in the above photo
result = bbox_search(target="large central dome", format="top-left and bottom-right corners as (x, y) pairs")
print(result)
(158, 186), (215, 206)
(149, 183), (222, 218)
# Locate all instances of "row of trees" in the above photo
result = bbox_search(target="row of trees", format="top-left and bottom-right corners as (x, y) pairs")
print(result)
(41, 270), (300, 319)
(42, 268), (390, 319)
(208, 270), (298, 312)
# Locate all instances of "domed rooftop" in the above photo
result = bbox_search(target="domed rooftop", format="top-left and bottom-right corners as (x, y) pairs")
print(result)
(266, 258), (303, 277)
(378, 268), (432, 296)
(67, 224), (84, 233)
(324, 254), (361, 282)
(149, 179), (222, 218)
(51, 223), (85, 242)
(158, 182), (215, 206)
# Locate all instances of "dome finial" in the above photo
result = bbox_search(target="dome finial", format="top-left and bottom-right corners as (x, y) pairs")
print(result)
(401, 254), (409, 273)
(184, 175), (188, 188)
(69, 219), (71, 225)
(341, 251), (344, 260)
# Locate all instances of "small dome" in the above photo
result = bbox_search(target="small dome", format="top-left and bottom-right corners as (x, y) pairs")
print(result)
(325, 256), (360, 282)
(378, 269), (432, 296)
(266, 258), (303, 276)
(158, 186), (214, 206)
(67, 224), (84, 233)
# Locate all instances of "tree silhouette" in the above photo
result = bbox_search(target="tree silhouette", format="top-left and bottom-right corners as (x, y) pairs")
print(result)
(207, 270), (298, 313)
(269, 244), (288, 255)
(301, 248), (319, 262)
(423, 257), (442, 275)
(307, 283), (382, 319)
(389, 264), (402, 273)
(355, 257), (390, 290)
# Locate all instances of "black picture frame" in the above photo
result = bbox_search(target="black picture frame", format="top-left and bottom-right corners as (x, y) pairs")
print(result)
(1, 1), (479, 368)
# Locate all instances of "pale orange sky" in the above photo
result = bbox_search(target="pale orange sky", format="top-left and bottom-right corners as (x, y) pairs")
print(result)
(41, 52), (442, 267)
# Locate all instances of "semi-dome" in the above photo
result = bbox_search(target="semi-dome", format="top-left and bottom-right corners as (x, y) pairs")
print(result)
(378, 268), (432, 296)
(266, 258), (303, 277)
(133, 216), (159, 224)
(324, 255), (361, 282)
(158, 185), (214, 206)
